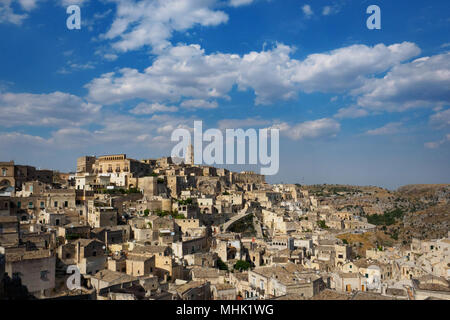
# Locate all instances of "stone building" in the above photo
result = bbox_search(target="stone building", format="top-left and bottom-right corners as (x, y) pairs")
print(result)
(126, 254), (155, 277)
(0, 161), (15, 189)
(4, 249), (55, 297)
(0, 216), (19, 246)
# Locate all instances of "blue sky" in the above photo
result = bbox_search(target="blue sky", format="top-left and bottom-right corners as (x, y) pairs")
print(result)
(0, 0), (449, 189)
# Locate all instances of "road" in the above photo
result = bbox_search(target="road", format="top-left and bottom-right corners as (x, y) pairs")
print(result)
(221, 204), (251, 232)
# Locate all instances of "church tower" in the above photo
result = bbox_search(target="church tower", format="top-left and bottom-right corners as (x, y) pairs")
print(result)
(185, 144), (194, 165)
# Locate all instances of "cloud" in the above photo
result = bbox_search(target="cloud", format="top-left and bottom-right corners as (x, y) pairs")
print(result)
(429, 108), (450, 129)
(218, 118), (271, 129)
(0, 0), (85, 25)
(102, 0), (229, 53)
(365, 122), (403, 136)
(34, 113), (196, 153)
(57, 61), (96, 74)
(322, 4), (340, 16)
(18, 0), (38, 11)
(425, 134), (450, 149)
(334, 105), (369, 119)
(0, 91), (101, 127)
(87, 42), (420, 107)
(0, 0), (28, 25)
(302, 4), (313, 18)
(292, 42), (421, 93)
(237, 44), (301, 104)
(228, 0), (253, 7)
(272, 118), (341, 140)
(0, 131), (48, 146)
(180, 99), (218, 109)
(103, 53), (118, 61)
(354, 53), (450, 113)
(86, 43), (240, 104)
(130, 102), (178, 114)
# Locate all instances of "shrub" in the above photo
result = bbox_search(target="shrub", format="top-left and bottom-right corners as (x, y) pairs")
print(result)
(234, 260), (252, 271)
(217, 258), (228, 271)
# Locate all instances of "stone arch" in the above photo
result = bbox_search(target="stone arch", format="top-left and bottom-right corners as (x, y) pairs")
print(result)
(0, 179), (11, 188)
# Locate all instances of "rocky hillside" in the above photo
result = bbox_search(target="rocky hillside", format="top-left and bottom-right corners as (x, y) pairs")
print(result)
(306, 183), (450, 246)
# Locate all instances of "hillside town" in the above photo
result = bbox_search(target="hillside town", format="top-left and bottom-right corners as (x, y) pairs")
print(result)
(0, 150), (449, 301)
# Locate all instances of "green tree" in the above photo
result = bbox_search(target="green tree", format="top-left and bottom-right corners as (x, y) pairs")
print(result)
(317, 220), (329, 229)
(234, 260), (252, 271)
(217, 258), (228, 271)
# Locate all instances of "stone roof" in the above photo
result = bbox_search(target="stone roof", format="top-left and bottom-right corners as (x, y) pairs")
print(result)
(73, 239), (104, 247)
(212, 283), (235, 291)
(310, 289), (351, 300)
(132, 245), (170, 255)
(92, 270), (137, 284)
(6, 249), (53, 262)
(127, 253), (154, 262)
(351, 292), (396, 300)
(273, 293), (308, 300)
(252, 263), (319, 286)
(231, 272), (248, 282)
(353, 258), (371, 268)
(191, 267), (224, 279)
(175, 281), (205, 295)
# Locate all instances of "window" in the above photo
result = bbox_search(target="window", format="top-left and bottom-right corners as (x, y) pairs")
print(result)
(2, 168), (6, 176)
(40, 270), (49, 281)
(28, 202), (33, 209)
(40, 202), (45, 208)
(17, 201), (21, 209)
(54, 201), (58, 208)
(260, 280), (264, 290)
(64, 201), (68, 208)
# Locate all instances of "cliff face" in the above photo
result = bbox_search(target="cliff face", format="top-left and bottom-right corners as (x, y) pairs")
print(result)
(309, 184), (450, 250)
